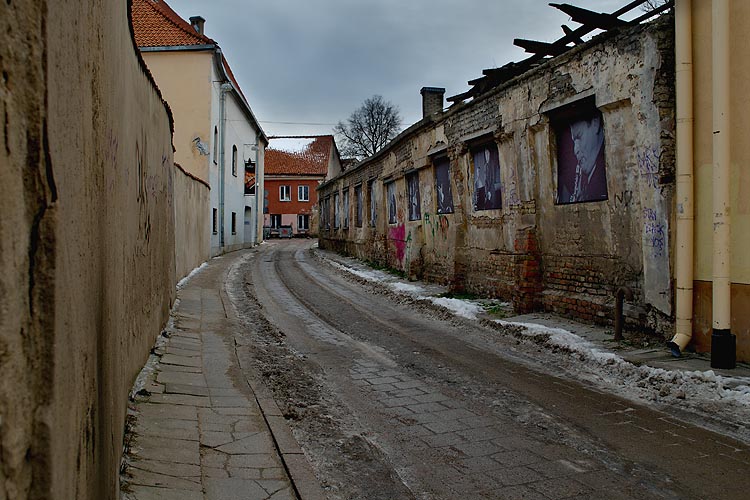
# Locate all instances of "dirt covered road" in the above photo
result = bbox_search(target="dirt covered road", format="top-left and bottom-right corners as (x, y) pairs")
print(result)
(225, 240), (750, 500)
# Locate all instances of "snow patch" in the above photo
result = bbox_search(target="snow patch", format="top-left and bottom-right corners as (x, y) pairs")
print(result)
(496, 319), (750, 409)
(429, 297), (483, 320)
(268, 137), (316, 154)
(177, 262), (208, 289)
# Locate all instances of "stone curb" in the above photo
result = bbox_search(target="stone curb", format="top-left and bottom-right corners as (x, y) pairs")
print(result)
(243, 363), (328, 500)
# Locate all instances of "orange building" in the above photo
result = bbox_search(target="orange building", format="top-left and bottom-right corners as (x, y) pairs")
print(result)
(263, 136), (341, 236)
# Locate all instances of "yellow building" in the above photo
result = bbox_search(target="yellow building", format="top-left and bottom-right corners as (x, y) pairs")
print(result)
(132, 0), (268, 259)
(671, 0), (748, 365)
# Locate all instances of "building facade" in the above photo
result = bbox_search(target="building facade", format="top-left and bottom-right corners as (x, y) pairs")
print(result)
(132, 0), (268, 258)
(319, 15), (677, 347)
(264, 136), (340, 236)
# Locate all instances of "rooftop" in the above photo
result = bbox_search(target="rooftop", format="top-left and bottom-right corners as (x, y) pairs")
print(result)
(265, 136), (335, 176)
(131, 0), (215, 48)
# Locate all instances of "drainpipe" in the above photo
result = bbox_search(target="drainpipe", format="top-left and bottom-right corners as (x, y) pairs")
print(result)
(219, 82), (233, 249)
(255, 147), (262, 244)
(668, 0), (695, 357)
(710, 0), (735, 369)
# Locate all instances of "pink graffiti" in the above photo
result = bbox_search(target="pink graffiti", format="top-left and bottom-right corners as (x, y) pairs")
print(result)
(389, 224), (407, 262)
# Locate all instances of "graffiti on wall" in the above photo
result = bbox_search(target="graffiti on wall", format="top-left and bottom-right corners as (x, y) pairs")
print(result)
(638, 147), (659, 189)
(643, 207), (665, 257)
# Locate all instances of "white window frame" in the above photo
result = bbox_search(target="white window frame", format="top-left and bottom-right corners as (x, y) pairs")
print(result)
(280, 185), (291, 202)
(298, 185), (309, 202)
(297, 214), (310, 231)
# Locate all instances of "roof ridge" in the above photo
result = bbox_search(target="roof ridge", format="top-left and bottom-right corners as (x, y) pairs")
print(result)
(149, 0), (215, 45)
(133, 0), (216, 47)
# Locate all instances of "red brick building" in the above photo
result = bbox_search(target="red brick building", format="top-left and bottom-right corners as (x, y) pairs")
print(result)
(263, 136), (340, 236)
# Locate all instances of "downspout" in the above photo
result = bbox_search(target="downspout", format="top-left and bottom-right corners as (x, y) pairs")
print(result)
(710, 0), (735, 369)
(668, 0), (695, 356)
(256, 146), (262, 244)
(219, 82), (232, 249)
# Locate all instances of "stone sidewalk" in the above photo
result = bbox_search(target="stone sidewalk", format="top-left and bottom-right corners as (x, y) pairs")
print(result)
(120, 253), (325, 500)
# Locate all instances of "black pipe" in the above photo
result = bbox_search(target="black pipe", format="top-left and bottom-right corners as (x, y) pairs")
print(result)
(614, 286), (633, 341)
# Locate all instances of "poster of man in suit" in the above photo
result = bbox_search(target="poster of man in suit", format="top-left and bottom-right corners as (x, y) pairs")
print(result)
(472, 144), (502, 211)
(555, 108), (608, 204)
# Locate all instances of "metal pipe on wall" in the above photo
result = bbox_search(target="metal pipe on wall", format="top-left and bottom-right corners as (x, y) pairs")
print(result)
(219, 82), (232, 249)
(668, 0), (695, 357)
(710, 0), (735, 369)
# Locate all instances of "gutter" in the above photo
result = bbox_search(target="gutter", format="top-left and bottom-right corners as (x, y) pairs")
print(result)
(709, 0), (735, 369)
(668, 0), (695, 357)
(219, 82), (232, 249)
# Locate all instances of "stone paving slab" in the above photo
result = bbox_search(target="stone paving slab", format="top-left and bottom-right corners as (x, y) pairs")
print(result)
(121, 255), (328, 500)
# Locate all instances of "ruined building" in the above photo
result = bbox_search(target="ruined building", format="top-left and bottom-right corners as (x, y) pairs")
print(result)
(319, 10), (676, 344)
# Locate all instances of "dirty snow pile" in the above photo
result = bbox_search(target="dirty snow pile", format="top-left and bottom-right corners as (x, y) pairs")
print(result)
(324, 254), (750, 435)
(495, 320), (750, 415)
(325, 260), (484, 319)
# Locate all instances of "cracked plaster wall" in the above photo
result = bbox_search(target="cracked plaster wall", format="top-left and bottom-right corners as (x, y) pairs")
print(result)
(1, 0), (183, 498)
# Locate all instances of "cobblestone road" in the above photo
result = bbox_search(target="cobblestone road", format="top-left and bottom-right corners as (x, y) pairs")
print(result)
(237, 240), (750, 500)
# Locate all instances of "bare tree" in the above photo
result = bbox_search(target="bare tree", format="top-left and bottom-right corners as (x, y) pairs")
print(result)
(334, 95), (402, 160)
(641, 0), (672, 12)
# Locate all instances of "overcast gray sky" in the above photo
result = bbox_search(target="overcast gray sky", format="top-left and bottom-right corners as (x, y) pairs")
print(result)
(168, 0), (646, 137)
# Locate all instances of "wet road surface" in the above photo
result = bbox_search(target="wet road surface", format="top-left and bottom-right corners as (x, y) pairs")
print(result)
(226, 240), (750, 500)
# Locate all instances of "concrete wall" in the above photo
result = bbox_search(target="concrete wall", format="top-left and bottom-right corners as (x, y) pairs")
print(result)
(174, 164), (211, 280)
(1, 0), (179, 498)
(690, 0), (750, 359)
(319, 17), (675, 335)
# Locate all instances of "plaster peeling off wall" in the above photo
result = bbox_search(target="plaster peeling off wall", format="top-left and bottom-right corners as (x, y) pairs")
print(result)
(1, 0), (179, 499)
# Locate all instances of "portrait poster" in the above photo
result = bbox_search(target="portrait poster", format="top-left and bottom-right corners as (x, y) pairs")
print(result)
(355, 185), (363, 227)
(387, 182), (397, 224)
(407, 172), (421, 221)
(434, 156), (454, 214)
(555, 108), (608, 204)
(369, 181), (377, 226)
(472, 144), (502, 211)
(334, 193), (340, 228)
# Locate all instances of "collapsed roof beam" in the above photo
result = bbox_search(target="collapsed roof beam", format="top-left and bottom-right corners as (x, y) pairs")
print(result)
(561, 25), (584, 44)
(514, 38), (570, 56)
(550, 3), (630, 30)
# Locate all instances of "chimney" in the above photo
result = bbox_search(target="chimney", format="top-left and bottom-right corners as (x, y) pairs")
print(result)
(189, 16), (206, 35)
(420, 87), (446, 118)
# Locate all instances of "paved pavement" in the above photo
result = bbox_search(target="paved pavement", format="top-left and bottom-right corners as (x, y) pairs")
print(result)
(120, 253), (325, 500)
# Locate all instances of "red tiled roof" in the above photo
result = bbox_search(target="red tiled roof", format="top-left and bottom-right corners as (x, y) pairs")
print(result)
(265, 136), (334, 176)
(131, 0), (215, 48)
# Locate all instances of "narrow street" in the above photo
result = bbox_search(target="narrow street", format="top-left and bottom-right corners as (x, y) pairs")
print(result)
(223, 240), (750, 500)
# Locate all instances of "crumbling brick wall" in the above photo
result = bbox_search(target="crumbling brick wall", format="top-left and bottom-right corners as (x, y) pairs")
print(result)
(319, 15), (675, 332)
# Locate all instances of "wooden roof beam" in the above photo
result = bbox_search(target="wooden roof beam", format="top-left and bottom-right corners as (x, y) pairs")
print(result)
(514, 38), (570, 56)
(549, 3), (629, 30)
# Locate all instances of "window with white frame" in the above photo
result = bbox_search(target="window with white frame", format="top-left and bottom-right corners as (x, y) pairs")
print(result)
(298, 214), (310, 231)
(298, 185), (309, 201)
(279, 185), (291, 201)
(213, 126), (218, 164)
(231, 212), (237, 234)
(270, 214), (281, 228)
(232, 145), (238, 177)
